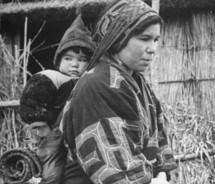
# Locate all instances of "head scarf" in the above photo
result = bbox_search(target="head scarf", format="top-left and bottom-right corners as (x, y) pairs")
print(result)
(88, 0), (161, 69)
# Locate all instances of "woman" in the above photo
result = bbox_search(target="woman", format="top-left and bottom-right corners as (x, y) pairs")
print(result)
(60, 0), (177, 183)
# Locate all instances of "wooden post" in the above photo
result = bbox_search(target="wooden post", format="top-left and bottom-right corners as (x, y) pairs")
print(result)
(23, 17), (28, 87)
(152, 0), (160, 13)
(0, 0), (2, 49)
(0, 100), (20, 108)
(150, 148), (215, 164)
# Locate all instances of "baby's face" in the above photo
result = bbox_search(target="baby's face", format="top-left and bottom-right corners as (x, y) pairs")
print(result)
(28, 121), (51, 141)
(59, 49), (89, 79)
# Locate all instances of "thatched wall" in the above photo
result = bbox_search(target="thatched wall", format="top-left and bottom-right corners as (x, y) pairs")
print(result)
(150, 11), (215, 120)
(1, 0), (215, 22)
(1, 0), (215, 12)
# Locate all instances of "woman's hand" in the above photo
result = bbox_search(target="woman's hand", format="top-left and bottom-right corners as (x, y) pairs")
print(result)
(150, 172), (169, 184)
(0, 176), (4, 184)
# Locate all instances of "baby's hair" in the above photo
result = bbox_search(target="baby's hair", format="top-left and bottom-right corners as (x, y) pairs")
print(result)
(61, 46), (93, 61)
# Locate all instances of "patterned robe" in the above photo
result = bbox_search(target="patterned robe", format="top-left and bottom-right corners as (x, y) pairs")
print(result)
(60, 55), (177, 184)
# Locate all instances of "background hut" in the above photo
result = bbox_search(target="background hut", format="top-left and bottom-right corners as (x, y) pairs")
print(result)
(0, 0), (215, 183)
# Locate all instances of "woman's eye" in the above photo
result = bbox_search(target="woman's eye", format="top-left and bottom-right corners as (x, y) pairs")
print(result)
(154, 37), (160, 42)
(139, 37), (150, 41)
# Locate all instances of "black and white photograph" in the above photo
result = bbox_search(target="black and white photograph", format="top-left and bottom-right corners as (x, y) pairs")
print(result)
(0, 0), (215, 183)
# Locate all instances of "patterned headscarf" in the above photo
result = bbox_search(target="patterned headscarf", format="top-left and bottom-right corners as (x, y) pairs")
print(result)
(88, 0), (161, 69)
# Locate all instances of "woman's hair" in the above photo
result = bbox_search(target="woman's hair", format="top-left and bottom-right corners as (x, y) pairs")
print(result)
(108, 15), (163, 55)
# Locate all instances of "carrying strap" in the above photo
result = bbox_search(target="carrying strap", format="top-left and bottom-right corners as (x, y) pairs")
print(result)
(58, 101), (77, 161)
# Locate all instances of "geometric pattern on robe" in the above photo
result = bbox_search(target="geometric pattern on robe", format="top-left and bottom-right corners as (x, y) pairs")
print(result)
(60, 55), (177, 184)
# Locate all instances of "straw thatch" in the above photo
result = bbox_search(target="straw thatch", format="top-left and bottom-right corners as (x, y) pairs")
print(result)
(0, 0), (109, 15)
(1, 0), (215, 13)
(150, 11), (215, 120)
(156, 0), (215, 11)
(1, 0), (215, 22)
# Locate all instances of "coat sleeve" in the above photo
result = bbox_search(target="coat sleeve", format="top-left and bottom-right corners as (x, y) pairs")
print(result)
(151, 94), (177, 177)
(155, 110), (177, 175)
(63, 77), (154, 184)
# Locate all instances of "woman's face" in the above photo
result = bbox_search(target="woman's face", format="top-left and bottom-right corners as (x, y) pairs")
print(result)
(116, 23), (161, 73)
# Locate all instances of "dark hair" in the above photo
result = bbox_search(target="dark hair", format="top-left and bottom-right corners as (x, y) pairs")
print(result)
(59, 46), (93, 63)
(108, 15), (163, 55)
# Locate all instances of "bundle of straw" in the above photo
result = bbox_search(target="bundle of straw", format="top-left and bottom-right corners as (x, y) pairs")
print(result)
(0, 18), (33, 155)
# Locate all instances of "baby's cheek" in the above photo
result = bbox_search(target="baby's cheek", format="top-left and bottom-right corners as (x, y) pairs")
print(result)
(37, 126), (51, 137)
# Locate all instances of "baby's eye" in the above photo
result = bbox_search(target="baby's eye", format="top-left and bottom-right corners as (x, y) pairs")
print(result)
(64, 56), (73, 61)
(79, 57), (88, 62)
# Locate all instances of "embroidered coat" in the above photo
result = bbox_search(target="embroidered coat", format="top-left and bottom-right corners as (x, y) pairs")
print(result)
(61, 55), (177, 184)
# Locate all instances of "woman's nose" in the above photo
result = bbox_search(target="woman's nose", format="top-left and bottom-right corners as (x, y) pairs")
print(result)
(146, 42), (158, 54)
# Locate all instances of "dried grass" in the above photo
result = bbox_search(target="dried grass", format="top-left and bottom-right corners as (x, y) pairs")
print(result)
(0, 18), (34, 156)
(162, 102), (215, 184)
